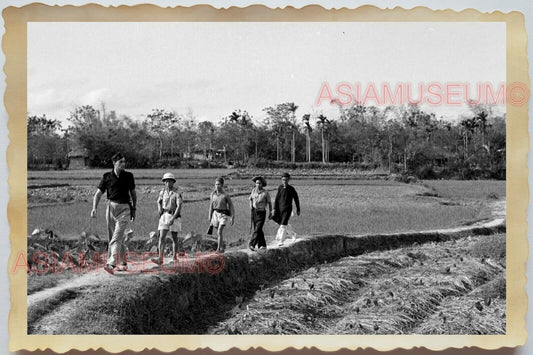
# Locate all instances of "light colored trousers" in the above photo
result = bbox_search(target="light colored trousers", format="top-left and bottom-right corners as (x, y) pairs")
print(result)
(276, 224), (297, 243)
(106, 201), (130, 266)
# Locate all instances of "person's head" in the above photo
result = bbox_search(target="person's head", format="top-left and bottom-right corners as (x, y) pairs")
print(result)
(215, 177), (224, 192)
(161, 173), (176, 188)
(111, 152), (126, 172)
(281, 172), (290, 187)
(252, 176), (266, 189)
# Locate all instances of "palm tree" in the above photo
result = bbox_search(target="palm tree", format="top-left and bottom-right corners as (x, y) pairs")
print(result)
(302, 114), (312, 162)
(287, 103), (298, 163)
(317, 114), (329, 163)
(476, 111), (488, 148)
(460, 117), (478, 160)
(239, 111), (252, 162)
(227, 110), (252, 163)
(229, 111), (240, 123)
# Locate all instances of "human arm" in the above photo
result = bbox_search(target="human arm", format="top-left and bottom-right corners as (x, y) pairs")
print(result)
(267, 192), (273, 218)
(127, 173), (137, 221)
(208, 192), (214, 222)
(228, 196), (235, 226)
(170, 192), (182, 224)
(129, 189), (137, 221)
(91, 190), (103, 218)
(272, 186), (280, 216)
(293, 186), (300, 215)
(157, 190), (163, 216)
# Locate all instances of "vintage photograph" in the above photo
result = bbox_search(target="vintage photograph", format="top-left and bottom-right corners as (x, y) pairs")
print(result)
(25, 19), (508, 336)
(6, 4), (528, 352)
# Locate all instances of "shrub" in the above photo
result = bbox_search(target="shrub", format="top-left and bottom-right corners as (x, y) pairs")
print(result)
(415, 165), (437, 180)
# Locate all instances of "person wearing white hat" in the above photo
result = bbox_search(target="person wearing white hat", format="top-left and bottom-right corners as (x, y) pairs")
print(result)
(155, 172), (183, 264)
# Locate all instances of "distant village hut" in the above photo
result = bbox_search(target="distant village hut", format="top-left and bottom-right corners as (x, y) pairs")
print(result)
(67, 148), (89, 169)
(184, 147), (218, 161)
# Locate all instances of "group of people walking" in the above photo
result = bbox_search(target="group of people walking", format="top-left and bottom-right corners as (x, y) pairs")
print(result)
(90, 152), (300, 274)
(248, 172), (300, 251)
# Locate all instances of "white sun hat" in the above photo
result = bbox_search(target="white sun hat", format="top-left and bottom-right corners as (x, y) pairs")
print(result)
(161, 173), (176, 182)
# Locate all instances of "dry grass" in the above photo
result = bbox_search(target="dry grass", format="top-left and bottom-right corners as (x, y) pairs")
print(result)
(210, 234), (505, 335)
(414, 294), (506, 334)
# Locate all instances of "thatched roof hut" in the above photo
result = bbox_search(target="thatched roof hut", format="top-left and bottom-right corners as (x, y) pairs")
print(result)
(67, 148), (89, 169)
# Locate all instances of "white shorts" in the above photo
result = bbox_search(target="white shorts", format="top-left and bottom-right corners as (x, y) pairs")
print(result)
(158, 213), (182, 233)
(211, 211), (229, 228)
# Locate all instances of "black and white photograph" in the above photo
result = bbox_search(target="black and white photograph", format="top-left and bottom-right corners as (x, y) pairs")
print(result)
(5, 3), (529, 353)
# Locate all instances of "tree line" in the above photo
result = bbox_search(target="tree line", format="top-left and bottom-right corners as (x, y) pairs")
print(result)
(28, 101), (505, 179)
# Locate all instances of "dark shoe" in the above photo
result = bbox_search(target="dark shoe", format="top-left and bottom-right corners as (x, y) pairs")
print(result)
(117, 264), (128, 271)
(152, 257), (162, 265)
(249, 245), (255, 251)
(104, 264), (115, 274)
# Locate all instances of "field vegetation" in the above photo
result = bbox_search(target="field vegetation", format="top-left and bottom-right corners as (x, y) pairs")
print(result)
(211, 234), (505, 335)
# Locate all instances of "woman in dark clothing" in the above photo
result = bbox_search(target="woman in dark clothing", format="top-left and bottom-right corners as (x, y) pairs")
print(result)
(272, 172), (300, 246)
(248, 176), (272, 251)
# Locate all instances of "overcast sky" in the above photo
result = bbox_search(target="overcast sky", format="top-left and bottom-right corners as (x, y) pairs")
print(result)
(28, 22), (505, 126)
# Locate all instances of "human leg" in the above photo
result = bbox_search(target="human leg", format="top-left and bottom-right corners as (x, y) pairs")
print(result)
(255, 210), (267, 248)
(157, 229), (169, 264)
(249, 210), (259, 250)
(286, 224), (297, 241)
(277, 225), (288, 245)
(277, 209), (293, 245)
(170, 231), (179, 260)
(217, 225), (226, 252)
(211, 211), (228, 252)
(119, 231), (128, 268)
(105, 203), (115, 260)
(107, 204), (129, 267)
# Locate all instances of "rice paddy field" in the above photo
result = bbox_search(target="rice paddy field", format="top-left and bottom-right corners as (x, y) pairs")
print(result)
(26, 168), (506, 335)
(28, 168), (505, 244)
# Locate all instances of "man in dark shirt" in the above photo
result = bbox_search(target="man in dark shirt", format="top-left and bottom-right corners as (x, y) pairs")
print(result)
(272, 172), (300, 246)
(91, 152), (137, 274)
